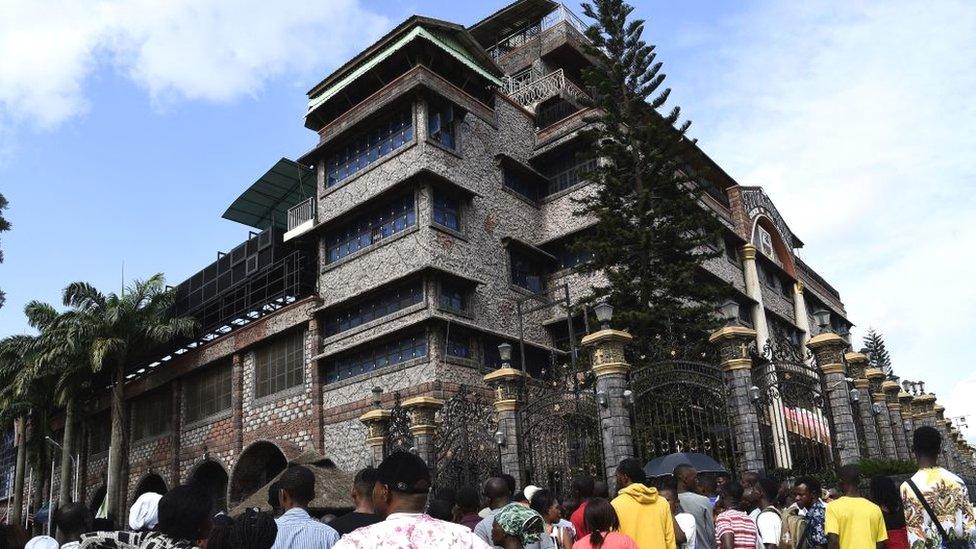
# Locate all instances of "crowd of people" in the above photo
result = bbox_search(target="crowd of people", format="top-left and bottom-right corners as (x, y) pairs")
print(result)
(0, 426), (972, 549)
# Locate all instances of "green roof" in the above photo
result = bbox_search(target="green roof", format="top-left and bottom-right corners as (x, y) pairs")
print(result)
(307, 24), (504, 115)
(222, 158), (314, 230)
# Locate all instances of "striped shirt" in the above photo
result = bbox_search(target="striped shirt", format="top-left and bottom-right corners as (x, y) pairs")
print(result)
(272, 508), (340, 549)
(715, 510), (759, 549)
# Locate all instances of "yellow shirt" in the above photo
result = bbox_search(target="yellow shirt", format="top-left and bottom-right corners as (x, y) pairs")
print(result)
(825, 496), (887, 549)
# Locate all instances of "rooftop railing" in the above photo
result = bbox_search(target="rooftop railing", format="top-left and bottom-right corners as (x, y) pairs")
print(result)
(287, 197), (316, 231)
(506, 69), (589, 111)
(487, 3), (590, 60)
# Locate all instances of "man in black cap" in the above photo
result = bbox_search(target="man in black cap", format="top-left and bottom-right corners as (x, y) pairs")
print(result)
(333, 451), (490, 548)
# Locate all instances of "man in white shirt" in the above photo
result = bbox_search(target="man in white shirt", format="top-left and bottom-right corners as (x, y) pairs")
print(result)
(754, 478), (782, 549)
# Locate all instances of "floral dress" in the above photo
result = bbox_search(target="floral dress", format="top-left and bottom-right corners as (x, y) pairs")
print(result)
(900, 467), (976, 549)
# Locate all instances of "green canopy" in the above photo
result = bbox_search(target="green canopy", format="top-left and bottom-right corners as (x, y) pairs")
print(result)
(222, 158), (314, 230)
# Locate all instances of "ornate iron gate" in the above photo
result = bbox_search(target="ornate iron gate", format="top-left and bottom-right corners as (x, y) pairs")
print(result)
(517, 362), (604, 500)
(432, 385), (500, 492)
(384, 393), (414, 456)
(630, 359), (738, 473)
(752, 339), (836, 477)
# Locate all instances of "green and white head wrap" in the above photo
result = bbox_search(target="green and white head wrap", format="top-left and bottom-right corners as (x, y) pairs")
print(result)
(494, 503), (544, 544)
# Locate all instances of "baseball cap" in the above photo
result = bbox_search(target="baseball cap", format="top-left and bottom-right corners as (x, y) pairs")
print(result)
(376, 451), (432, 494)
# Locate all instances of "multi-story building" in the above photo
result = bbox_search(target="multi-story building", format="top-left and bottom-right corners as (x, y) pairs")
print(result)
(19, 0), (881, 518)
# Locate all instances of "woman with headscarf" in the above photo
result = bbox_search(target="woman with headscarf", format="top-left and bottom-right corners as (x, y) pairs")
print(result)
(493, 503), (546, 549)
(129, 494), (163, 533)
(81, 486), (212, 549)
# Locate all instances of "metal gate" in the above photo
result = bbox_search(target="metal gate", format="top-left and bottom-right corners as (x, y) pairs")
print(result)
(432, 385), (500, 492)
(517, 362), (604, 500)
(384, 393), (414, 456)
(753, 338), (836, 477)
(630, 359), (738, 473)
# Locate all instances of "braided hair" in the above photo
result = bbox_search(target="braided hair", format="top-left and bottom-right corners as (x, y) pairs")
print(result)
(230, 509), (278, 549)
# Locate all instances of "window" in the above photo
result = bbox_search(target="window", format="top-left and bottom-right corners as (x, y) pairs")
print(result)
(0, 431), (14, 497)
(325, 194), (416, 263)
(254, 329), (305, 398)
(131, 389), (172, 441)
(510, 248), (547, 293)
(738, 301), (754, 327)
(326, 108), (414, 187)
(780, 275), (794, 299)
(183, 361), (232, 424)
(503, 168), (540, 202)
(724, 235), (740, 264)
(541, 147), (596, 196)
(549, 239), (592, 271)
(439, 281), (467, 312)
(445, 329), (472, 359)
(432, 190), (460, 231)
(755, 225), (780, 265)
(428, 100), (460, 150)
(324, 279), (423, 336)
(327, 332), (428, 384)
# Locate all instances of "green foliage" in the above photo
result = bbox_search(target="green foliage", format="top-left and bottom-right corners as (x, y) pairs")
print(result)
(574, 0), (728, 358)
(0, 192), (10, 309)
(862, 329), (893, 375)
(857, 458), (917, 477)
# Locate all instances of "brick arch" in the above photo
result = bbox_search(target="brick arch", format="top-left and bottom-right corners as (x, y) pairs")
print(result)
(750, 215), (797, 277)
(188, 459), (230, 512)
(228, 440), (289, 507)
(130, 472), (168, 507)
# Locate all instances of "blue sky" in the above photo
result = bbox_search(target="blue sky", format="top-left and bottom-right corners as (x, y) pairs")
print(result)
(2, 0), (975, 438)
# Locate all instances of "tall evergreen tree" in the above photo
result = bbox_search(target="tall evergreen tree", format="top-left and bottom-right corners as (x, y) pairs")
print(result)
(575, 0), (728, 359)
(863, 328), (893, 375)
(0, 193), (10, 309)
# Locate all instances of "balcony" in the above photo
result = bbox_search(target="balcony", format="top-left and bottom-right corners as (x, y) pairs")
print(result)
(285, 197), (316, 240)
(487, 4), (590, 61)
(505, 68), (589, 113)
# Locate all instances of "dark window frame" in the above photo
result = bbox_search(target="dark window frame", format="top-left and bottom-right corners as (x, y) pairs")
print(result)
(326, 331), (428, 384)
(427, 99), (462, 151)
(325, 193), (417, 264)
(183, 361), (233, 424)
(509, 248), (548, 293)
(325, 107), (415, 188)
(438, 280), (468, 313)
(432, 189), (461, 231)
(254, 329), (306, 399)
(131, 389), (173, 441)
(324, 279), (424, 337)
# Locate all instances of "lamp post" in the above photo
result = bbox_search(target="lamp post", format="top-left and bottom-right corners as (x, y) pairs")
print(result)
(45, 437), (79, 502)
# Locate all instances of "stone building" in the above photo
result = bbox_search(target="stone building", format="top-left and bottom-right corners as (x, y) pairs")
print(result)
(8, 0), (973, 519)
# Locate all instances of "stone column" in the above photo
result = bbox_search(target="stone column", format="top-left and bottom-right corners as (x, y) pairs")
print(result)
(402, 396), (443, 469)
(483, 367), (526, 486)
(808, 333), (860, 465)
(709, 325), (765, 475)
(883, 381), (911, 460)
(360, 409), (391, 466)
(581, 328), (634, 491)
(793, 283), (813, 348)
(934, 404), (951, 468)
(846, 353), (882, 459)
(912, 393), (936, 430)
(231, 353), (244, 456)
(899, 391), (916, 439)
(866, 368), (898, 460)
(741, 244), (770, 348)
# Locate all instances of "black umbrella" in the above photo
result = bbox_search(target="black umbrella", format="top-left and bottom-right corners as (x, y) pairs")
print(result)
(643, 452), (729, 477)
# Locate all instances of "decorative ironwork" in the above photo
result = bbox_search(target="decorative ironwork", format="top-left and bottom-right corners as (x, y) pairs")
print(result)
(517, 361), (603, 501)
(752, 337), (836, 477)
(432, 385), (500, 492)
(385, 393), (414, 456)
(507, 69), (589, 112)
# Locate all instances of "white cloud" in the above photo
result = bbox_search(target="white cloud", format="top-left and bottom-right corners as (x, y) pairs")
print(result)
(667, 1), (976, 439)
(0, 0), (389, 126)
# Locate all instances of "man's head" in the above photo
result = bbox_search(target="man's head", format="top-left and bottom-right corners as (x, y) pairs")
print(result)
(698, 475), (717, 497)
(54, 502), (91, 540)
(741, 471), (759, 489)
(673, 464), (698, 492)
(794, 476), (821, 509)
(278, 465), (316, 511)
(836, 464), (861, 495)
(483, 477), (513, 509)
(593, 480), (609, 499)
(615, 458), (646, 488)
(659, 487), (679, 516)
(372, 451), (432, 517)
(158, 484), (213, 543)
(758, 477), (779, 507)
(572, 475), (595, 500)
(266, 481), (282, 517)
(912, 426), (942, 462)
(351, 467), (378, 512)
(719, 481), (745, 511)
(457, 486), (481, 515)
(500, 474), (517, 497)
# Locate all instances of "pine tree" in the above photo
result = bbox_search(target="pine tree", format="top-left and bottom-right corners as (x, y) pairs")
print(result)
(862, 328), (893, 375)
(574, 0), (729, 360)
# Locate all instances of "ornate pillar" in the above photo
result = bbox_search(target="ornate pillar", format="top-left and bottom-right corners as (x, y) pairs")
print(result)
(866, 369), (898, 460)
(793, 283), (813, 348)
(899, 391), (916, 440)
(483, 366), (525, 486)
(741, 244), (770, 348)
(359, 409), (391, 466)
(581, 326), (634, 491)
(883, 381), (911, 460)
(846, 353), (882, 459)
(934, 404), (951, 468)
(808, 333), (860, 465)
(402, 396), (443, 468)
(912, 393), (936, 430)
(709, 325), (765, 475)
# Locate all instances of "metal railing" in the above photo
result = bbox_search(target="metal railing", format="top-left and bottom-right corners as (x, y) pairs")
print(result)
(487, 3), (590, 60)
(287, 197), (316, 231)
(507, 69), (589, 110)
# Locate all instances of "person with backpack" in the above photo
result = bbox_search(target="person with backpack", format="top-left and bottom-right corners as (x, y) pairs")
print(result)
(793, 477), (826, 549)
(755, 478), (782, 549)
(868, 477), (908, 549)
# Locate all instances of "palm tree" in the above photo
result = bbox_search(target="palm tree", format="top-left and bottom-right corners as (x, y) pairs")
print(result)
(63, 274), (196, 520)
(0, 335), (35, 526)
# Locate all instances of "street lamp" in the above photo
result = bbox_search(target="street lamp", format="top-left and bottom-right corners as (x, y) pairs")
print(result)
(849, 388), (860, 404)
(872, 403), (884, 416)
(371, 387), (383, 409)
(497, 343), (513, 368)
(749, 385), (762, 404)
(716, 300), (740, 326)
(812, 309), (831, 332)
(593, 302), (614, 330)
(494, 428), (506, 447)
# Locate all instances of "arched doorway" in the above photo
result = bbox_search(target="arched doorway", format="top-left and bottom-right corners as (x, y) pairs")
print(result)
(229, 441), (287, 507)
(189, 460), (229, 512)
(131, 473), (168, 505)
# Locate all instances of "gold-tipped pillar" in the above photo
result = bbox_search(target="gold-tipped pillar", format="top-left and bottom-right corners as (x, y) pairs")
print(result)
(581, 326), (635, 491)
(808, 333), (861, 465)
(933, 403), (951, 468)
(846, 353), (882, 459)
(402, 396), (444, 469)
(899, 390), (916, 439)
(793, 283), (813, 348)
(741, 244), (770, 348)
(883, 381), (911, 460)
(866, 369), (898, 460)
(710, 325), (766, 475)
(360, 409), (392, 466)
(483, 366), (526, 486)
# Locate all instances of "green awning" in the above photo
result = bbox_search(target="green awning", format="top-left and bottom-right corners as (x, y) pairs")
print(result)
(307, 25), (504, 115)
(222, 158), (314, 230)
